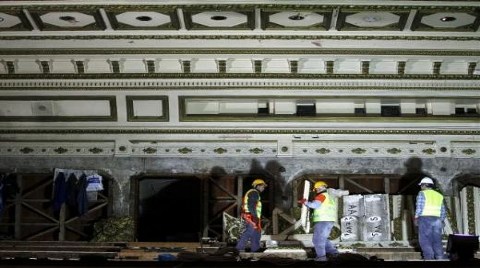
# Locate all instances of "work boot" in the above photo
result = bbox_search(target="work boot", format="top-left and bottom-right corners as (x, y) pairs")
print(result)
(314, 256), (327, 262)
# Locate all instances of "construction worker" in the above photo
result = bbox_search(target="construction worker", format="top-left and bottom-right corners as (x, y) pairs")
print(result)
(415, 177), (446, 260)
(236, 178), (267, 252)
(299, 180), (339, 261)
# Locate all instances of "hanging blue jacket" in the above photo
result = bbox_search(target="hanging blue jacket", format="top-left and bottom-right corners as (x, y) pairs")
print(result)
(52, 172), (67, 214)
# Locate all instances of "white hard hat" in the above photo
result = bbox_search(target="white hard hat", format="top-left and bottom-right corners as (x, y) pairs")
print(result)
(418, 177), (434, 185)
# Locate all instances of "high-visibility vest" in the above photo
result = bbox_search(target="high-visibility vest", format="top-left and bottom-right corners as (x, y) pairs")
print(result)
(420, 189), (443, 217)
(312, 192), (336, 222)
(242, 189), (262, 219)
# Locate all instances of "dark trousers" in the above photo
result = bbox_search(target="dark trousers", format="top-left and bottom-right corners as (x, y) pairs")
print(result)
(236, 222), (261, 252)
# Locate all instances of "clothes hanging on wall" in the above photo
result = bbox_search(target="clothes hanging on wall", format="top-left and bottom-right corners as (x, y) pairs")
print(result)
(52, 168), (103, 216)
(86, 174), (103, 192)
(76, 174), (88, 216)
(52, 171), (67, 214)
(0, 173), (20, 219)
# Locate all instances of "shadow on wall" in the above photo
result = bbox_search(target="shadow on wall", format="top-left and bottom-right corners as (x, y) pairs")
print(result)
(247, 159), (287, 211)
(208, 159), (287, 214)
(396, 157), (434, 195)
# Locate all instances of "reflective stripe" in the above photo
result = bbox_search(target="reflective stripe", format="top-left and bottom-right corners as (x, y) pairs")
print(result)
(242, 189), (262, 219)
(421, 189), (443, 217)
(312, 192), (337, 222)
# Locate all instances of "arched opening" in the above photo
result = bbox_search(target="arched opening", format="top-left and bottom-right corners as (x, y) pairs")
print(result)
(135, 175), (202, 242)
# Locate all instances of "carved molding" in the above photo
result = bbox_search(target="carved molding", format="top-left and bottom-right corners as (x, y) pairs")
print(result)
(2, 80), (479, 90)
(0, 129), (479, 135)
(1, 139), (479, 158)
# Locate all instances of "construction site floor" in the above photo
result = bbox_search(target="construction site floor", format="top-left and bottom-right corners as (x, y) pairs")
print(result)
(0, 241), (479, 267)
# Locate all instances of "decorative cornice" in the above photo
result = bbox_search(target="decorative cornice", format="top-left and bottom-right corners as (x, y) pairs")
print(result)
(0, 129), (478, 135)
(2, 48), (480, 56)
(0, 73), (480, 86)
(1, 34), (480, 41)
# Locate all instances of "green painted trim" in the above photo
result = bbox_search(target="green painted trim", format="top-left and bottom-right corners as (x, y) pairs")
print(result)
(179, 95), (480, 122)
(129, 139), (277, 144)
(1, 48), (480, 56)
(1, 86), (480, 91)
(0, 129), (478, 135)
(126, 95), (169, 122)
(1, 34), (480, 41)
(180, 95), (480, 100)
(0, 95), (117, 122)
(179, 114), (480, 123)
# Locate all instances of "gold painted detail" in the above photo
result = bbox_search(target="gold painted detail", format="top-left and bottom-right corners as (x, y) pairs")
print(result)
(2, 35), (480, 42)
(387, 148), (402, 154)
(249, 148), (264, 154)
(0, 129), (479, 136)
(20, 147), (34, 154)
(422, 148), (436, 155)
(54, 147), (68, 154)
(1, 73), (479, 81)
(351, 148), (366, 154)
(143, 147), (157, 154)
(315, 148), (331, 154)
(3, 48), (480, 57)
(214, 148), (227, 154)
(89, 147), (103, 154)
(466, 187), (475, 235)
(178, 147), (193, 154)
(462, 148), (476, 155)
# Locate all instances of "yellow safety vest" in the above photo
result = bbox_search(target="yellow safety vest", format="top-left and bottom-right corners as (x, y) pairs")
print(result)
(242, 189), (262, 219)
(420, 189), (443, 217)
(312, 192), (336, 222)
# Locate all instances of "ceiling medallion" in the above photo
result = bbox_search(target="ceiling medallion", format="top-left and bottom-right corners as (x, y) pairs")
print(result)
(363, 16), (381, 23)
(59, 15), (78, 23)
(440, 16), (456, 22)
(288, 14), (305, 21)
(136, 16), (152, 22)
(211, 15), (227, 21)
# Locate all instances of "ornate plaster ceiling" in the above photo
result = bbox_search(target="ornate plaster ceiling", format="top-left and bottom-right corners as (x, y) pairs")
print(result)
(0, 1), (478, 37)
(0, 1), (478, 158)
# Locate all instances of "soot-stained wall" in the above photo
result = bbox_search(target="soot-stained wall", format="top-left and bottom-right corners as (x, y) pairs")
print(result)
(1, 156), (479, 216)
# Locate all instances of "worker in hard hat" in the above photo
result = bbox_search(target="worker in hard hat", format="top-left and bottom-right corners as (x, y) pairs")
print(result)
(414, 177), (446, 260)
(236, 179), (267, 252)
(298, 180), (339, 262)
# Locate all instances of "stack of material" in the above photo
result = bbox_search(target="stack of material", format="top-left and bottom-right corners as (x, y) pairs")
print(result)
(341, 195), (363, 242)
(363, 194), (390, 241)
(340, 194), (390, 242)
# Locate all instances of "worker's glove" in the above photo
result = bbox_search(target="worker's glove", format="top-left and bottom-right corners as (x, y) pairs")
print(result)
(241, 212), (252, 222)
(252, 217), (261, 230)
(297, 198), (307, 205)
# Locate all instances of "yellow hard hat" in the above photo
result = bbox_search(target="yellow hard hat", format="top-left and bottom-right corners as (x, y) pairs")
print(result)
(314, 181), (328, 189)
(252, 179), (267, 187)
